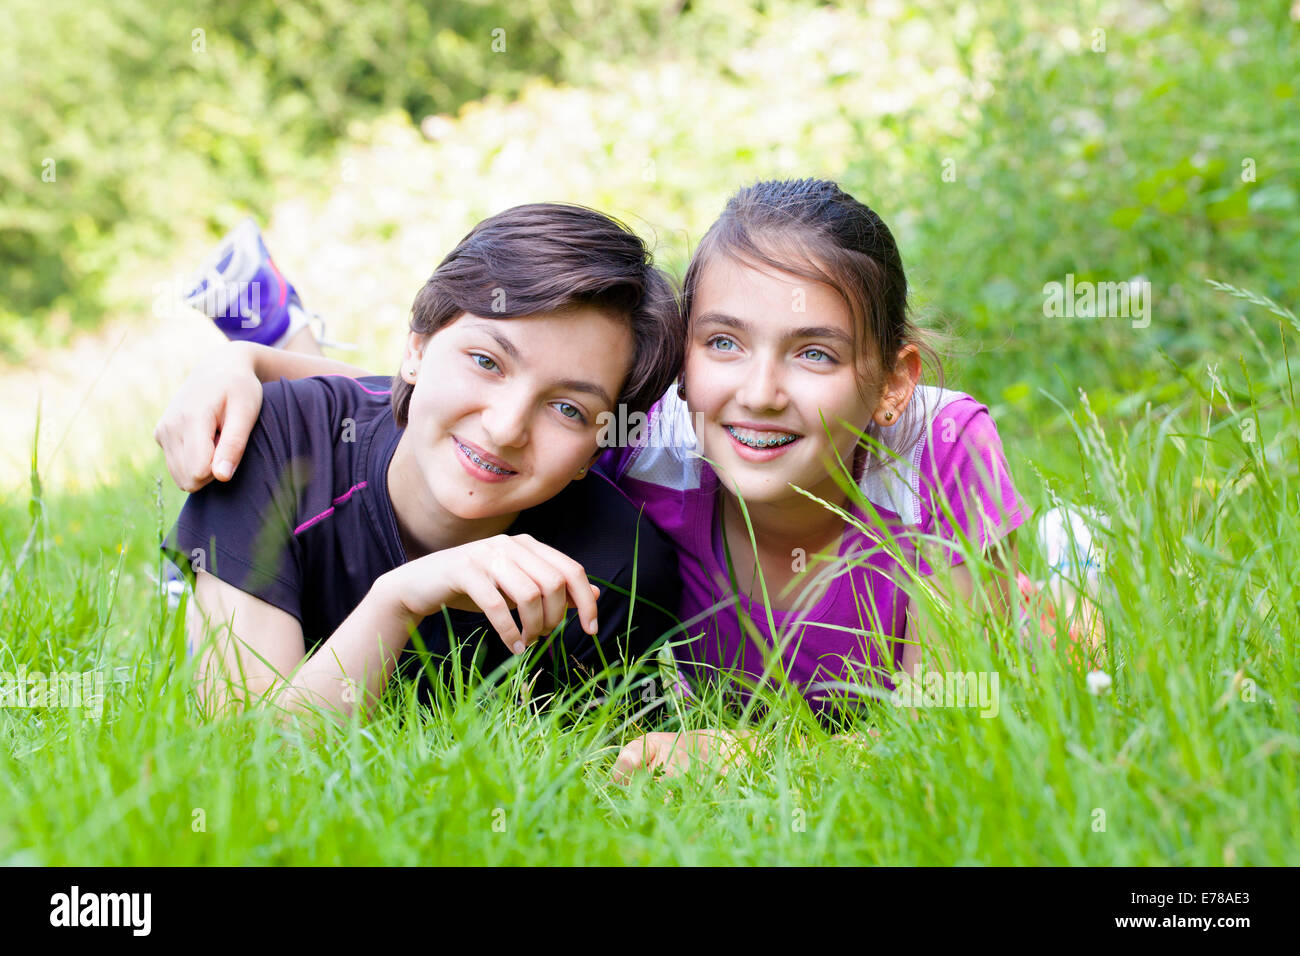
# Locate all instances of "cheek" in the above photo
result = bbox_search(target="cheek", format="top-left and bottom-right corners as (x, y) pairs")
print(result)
(412, 367), (469, 420)
(812, 373), (870, 419)
(819, 404), (874, 454)
(683, 343), (712, 381)
(409, 387), (443, 430)
(683, 353), (729, 412)
(527, 418), (596, 470)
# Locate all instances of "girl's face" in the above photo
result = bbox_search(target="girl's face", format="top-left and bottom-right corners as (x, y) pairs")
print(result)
(684, 254), (902, 507)
(401, 307), (633, 521)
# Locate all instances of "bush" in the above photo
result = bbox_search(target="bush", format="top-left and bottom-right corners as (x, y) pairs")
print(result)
(843, 0), (1300, 433)
(0, 0), (697, 358)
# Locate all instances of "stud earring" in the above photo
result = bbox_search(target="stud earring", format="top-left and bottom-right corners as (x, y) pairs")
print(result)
(884, 410), (895, 422)
(575, 466), (588, 479)
(676, 381), (686, 400)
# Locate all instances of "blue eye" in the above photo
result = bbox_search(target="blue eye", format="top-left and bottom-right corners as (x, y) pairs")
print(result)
(802, 347), (834, 363)
(554, 402), (586, 423)
(472, 353), (498, 372)
(708, 336), (738, 351)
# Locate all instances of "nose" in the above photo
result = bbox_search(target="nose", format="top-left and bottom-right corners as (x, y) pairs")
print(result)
(735, 352), (788, 412)
(479, 389), (532, 449)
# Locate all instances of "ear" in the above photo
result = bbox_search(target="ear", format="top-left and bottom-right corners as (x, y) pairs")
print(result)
(401, 331), (428, 384)
(572, 449), (602, 480)
(874, 344), (922, 428)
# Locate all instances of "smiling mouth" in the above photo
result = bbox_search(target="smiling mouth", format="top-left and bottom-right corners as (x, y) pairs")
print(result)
(724, 424), (801, 449)
(453, 437), (517, 476)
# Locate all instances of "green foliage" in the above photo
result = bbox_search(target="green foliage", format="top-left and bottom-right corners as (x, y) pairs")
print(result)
(0, 0), (717, 358)
(839, 0), (1300, 437)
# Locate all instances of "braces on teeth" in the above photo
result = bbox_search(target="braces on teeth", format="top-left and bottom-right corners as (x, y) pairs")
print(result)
(725, 425), (798, 448)
(458, 441), (512, 474)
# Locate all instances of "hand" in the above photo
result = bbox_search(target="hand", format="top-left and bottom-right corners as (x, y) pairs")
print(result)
(385, 534), (601, 655)
(154, 342), (262, 491)
(1018, 572), (1108, 670)
(612, 730), (746, 784)
(830, 728), (882, 750)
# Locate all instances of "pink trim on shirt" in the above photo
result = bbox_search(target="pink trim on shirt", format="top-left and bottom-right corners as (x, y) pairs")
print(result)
(293, 481), (369, 535)
(319, 374), (389, 396)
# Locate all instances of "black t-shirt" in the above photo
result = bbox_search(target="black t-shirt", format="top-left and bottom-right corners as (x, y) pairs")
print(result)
(162, 374), (682, 704)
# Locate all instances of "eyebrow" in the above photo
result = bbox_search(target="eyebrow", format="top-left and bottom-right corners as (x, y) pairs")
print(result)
(467, 322), (522, 363)
(555, 378), (614, 407)
(464, 321), (615, 408)
(695, 311), (854, 347)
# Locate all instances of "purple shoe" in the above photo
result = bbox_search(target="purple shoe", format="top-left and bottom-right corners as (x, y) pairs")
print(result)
(184, 218), (310, 347)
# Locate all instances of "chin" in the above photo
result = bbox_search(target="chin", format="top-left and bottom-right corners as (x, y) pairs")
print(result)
(442, 481), (566, 522)
(715, 470), (792, 505)
(442, 497), (508, 521)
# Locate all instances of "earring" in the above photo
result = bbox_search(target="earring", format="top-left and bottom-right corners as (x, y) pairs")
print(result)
(676, 381), (686, 400)
(884, 410), (895, 422)
(575, 467), (588, 479)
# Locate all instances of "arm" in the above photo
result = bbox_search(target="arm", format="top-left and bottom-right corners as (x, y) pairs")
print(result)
(191, 535), (601, 724)
(190, 568), (418, 724)
(244, 340), (374, 384)
(155, 341), (377, 492)
(904, 398), (1024, 676)
(901, 529), (1020, 677)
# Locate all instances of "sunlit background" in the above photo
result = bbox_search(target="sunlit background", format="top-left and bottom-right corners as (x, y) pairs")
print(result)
(0, 0), (1293, 488)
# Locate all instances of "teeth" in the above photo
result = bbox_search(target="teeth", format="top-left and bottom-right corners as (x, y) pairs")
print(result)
(457, 440), (512, 475)
(725, 425), (799, 449)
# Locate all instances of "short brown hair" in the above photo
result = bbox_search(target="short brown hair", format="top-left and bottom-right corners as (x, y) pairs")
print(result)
(391, 203), (682, 426)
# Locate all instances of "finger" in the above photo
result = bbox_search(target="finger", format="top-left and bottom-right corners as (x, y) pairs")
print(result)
(514, 537), (599, 635)
(652, 734), (690, 778)
(171, 432), (211, 493)
(178, 408), (219, 492)
(155, 414), (199, 493)
(487, 557), (547, 648)
(660, 751), (691, 779)
(165, 395), (218, 494)
(156, 420), (187, 492)
(212, 393), (259, 482)
(504, 546), (573, 638)
(704, 733), (739, 776)
(460, 576), (523, 653)
(612, 738), (648, 785)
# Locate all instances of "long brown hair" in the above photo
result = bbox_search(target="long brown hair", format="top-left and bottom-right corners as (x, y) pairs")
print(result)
(681, 178), (944, 471)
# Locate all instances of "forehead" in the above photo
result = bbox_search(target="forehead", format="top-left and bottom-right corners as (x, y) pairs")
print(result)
(691, 254), (852, 333)
(448, 308), (634, 393)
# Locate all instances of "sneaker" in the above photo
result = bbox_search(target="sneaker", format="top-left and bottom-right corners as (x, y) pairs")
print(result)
(183, 218), (311, 347)
(1038, 505), (1109, 592)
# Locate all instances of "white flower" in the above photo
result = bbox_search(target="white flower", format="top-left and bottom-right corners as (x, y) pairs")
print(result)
(1086, 670), (1113, 695)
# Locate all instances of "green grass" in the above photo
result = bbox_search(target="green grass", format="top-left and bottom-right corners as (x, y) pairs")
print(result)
(1, 285), (1295, 865)
(3, 0), (1298, 866)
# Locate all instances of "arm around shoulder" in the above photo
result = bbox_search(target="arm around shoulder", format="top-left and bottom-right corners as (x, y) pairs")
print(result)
(155, 341), (375, 492)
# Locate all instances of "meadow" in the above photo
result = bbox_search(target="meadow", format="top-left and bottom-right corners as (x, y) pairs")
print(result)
(1, 0), (1296, 865)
